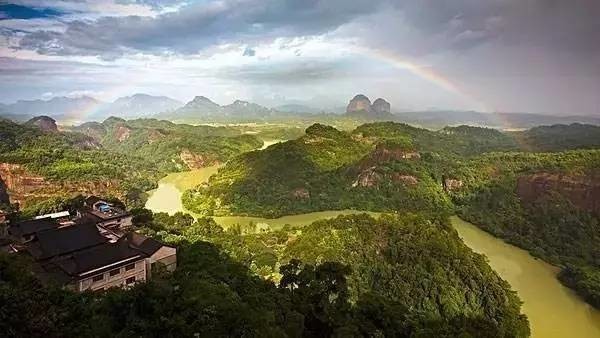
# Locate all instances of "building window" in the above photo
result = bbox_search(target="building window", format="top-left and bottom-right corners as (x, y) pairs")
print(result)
(125, 263), (135, 271)
(92, 274), (104, 282)
(109, 268), (121, 277)
(126, 276), (136, 285)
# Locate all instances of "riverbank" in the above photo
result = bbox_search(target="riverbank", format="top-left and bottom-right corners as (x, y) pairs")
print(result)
(452, 216), (600, 338)
(145, 164), (600, 337)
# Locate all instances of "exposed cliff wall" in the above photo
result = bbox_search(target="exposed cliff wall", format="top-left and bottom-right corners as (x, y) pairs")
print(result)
(517, 172), (600, 215)
(179, 150), (218, 169)
(0, 163), (122, 207)
(0, 175), (9, 205)
(346, 94), (373, 114)
(25, 116), (58, 133)
(358, 143), (419, 171)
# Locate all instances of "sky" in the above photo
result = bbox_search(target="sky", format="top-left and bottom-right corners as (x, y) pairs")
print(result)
(0, 0), (599, 115)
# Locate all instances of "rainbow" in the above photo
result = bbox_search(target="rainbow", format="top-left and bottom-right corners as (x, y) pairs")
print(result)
(352, 46), (489, 112)
(351, 47), (533, 147)
(59, 71), (150, 125)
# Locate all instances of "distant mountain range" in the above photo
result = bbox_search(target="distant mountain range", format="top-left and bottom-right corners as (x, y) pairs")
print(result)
(0, 96), (101, 121)
(157, 96), (296, 122)
(0, 94), (182, 122)
(394, 110), (600, 129)
(93, 94), (182, 119)
(1, 93), (599, 129)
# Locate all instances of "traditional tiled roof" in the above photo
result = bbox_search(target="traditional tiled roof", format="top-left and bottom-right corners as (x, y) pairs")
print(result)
(127, 232), (170, 256)
(8, 218), (58, 237)
(28, 223), (107, 260)
(53, 238), (145, 277)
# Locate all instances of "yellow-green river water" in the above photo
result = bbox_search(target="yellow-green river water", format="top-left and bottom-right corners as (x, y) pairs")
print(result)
(146, 161), (600, 337)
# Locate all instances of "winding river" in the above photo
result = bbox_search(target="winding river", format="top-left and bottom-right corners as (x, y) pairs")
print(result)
(146, 147), (600, 337)
(452, 217), (600, 338)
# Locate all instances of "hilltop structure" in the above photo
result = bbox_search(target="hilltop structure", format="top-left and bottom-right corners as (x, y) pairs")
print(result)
(2, 197), (176, 292)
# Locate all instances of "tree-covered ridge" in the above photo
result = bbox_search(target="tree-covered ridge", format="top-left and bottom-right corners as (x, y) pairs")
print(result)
(0, 210), (529, 337)
(182, 122), (527, 218)
(353, 122), (520, 157)
(146, 211), (529, 336)
(282, 213), (529, 336)
(74, 117), (263, 173)
(449, 150), (600, 308)
(511, 123), (600, 152)
(182, 121), (600, 311)
(0, 118), (159, 191)
(0, 117), (261, 209)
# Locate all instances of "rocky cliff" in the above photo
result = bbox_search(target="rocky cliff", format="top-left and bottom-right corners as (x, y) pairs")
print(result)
(372, 98), (391, 115)
(0, 163), (122, 207)
(517, 172), (600, 215)
(180, 150), (217, 169)
(25, 115), (58, 133)
(358, 143), (420, 171)
(346, 95), (395, 120)
(346, 94), (373, 114)
(0, 175), (9, 205)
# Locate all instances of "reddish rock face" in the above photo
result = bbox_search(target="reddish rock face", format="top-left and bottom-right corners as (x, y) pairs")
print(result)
(371, 144), (420, 163)
(0, 163), (121, 207)
(372, 98), (391, 114)
(443, 179), (463, 192)
(352, 167), (417, 188)
(148, 129), (166, 144)
(357, 144), (419, 171)
(291, 188), (310, 199)
(115, 124), (132, 142)
(0, 163), (48, 204)
(26, 116), (58, 133)
(346, 94), (373, 114)
(391, 174), (418, 186)
(516, 173), (600, 215)
(0, 176), (9, 205)
(352, 167), (383, 188)
(179, 150), (216, 169)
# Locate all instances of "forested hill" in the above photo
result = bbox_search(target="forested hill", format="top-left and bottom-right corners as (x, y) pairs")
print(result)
(183, 122), (600, 218)
(0, 117), (160, 210)
(510, 123), (600, 151)
(0, 211), (530, 336)
(182, 122), (600, 311)
(448, 150), (600, 309)
(73, 117), (262, 172)
(0, 117), (261, 211)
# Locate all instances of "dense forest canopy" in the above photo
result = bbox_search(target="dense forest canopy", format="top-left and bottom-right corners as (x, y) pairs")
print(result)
(0, 118), (262, 210)
(2, 118), (600, 336)
(0, 210), (529, 337)
(183, 122), (600, 311)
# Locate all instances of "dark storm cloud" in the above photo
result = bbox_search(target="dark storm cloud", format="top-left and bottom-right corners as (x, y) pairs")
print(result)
(8, 0), (599, 61)
(347, 0), (600, 56)
(214, 58), (357, 84)
(0, 56), (115, 77)
(0, 3), (65, 20)
(13, 0), (384, 58)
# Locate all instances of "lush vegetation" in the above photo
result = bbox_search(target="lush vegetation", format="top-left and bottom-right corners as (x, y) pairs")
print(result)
(3, 119), (600, 335)
(449, 150), (600, 308)
(182, 123), (524, 218)
(0, 118), (161, 207)
(183, 122), (600, 310)
(75, 117), (263, 173)
(0, 118), (261, 208)
(0, 208), (530, 337)
(512, 123), (600, 152)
